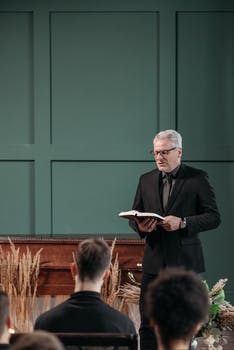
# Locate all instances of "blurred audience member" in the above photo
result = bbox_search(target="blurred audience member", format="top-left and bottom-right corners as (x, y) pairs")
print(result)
(11, 330), (65, 350)
(146, 268), (209, 350)
(0, 290), (11, 350)
(35, 238), (136, 334)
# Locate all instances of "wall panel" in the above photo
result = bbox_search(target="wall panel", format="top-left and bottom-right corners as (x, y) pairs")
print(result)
(0, 12), (34, 144)
(177, 12), (234, 160)
(51, 161), (154, 234)
(0, 161), (35, 235)
(50, 12), (159, 158)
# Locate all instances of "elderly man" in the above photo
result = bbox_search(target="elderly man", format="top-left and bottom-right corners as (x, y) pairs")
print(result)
(129, 129), (220, 350)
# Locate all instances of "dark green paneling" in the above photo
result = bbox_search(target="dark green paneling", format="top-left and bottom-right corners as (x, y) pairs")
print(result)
(0, 12), (34, 144)
(0, 0), (233, 301)
(52, 161), (154, 234)
(177, 12), (234, 160)
(0, 161), (34, 235)
(51, 12), (158, 157)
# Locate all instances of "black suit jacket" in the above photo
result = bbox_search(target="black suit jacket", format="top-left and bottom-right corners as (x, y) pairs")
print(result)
(34, 291), (136, 334)
(130, 163), (221, 274)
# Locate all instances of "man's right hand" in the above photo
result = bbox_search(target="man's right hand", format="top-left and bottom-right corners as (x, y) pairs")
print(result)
(135, 217), (158, 233)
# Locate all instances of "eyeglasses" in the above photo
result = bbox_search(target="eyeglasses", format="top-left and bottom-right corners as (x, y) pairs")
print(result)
(151, 147), (177, 157)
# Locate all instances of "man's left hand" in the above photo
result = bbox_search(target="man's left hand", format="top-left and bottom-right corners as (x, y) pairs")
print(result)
(158, 215), (181, 231)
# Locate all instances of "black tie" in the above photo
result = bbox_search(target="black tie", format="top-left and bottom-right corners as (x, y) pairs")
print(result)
(163, 173), (173, 210)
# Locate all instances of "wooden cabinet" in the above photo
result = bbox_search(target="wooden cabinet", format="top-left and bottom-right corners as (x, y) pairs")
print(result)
(0, 238), (144, 295)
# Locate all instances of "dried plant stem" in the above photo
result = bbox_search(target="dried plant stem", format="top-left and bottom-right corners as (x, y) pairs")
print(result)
(0, 238), (42, 332)
(101, 238), (122, 311)
(209, 278), (228, 297)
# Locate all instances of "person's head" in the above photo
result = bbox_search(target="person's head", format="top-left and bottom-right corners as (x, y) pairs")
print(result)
(146, 268), (209, 350)
(11, 331), (65, 350)
(153, 130), (182, 173)
(0, 290), (10, 343)
(71, 238), (111, 289)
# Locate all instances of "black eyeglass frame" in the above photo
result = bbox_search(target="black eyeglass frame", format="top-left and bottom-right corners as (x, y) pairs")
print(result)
(150, 147), (177, 157)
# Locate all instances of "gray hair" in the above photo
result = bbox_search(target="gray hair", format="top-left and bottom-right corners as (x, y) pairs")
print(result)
(153, 130), (182, 148)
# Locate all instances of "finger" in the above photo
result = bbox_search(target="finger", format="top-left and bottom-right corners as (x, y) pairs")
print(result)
(148, 224), (157, 232)
(141, 218), (150, 225)
(148, 220), (157, 230)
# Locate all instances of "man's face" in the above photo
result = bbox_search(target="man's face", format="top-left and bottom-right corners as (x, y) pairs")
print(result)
(153, 139), (182, 173)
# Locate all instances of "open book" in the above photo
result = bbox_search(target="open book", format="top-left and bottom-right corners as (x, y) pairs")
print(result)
(119, 210), (164, 221)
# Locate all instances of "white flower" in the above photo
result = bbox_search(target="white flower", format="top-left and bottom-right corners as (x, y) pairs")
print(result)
(203, 334), (216, 346)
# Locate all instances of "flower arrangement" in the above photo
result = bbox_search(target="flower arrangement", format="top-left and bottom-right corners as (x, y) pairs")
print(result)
(118, 276), (234, 350)
(201, 278), (234, 350)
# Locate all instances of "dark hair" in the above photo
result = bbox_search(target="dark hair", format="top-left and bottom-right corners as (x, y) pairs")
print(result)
(146, 268), (209, 350)
(0, 290), (9, 337)
(11, 331), (65, 350)
(75, 238), (111, 282)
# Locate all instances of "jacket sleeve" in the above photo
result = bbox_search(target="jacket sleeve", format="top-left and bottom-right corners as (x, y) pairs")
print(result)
(129, 176), (147, 239)
(186, 171), (221, 235)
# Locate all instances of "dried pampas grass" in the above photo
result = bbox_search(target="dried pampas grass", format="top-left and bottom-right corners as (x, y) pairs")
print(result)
(218, 301), (234, 330)
(118, 283), (140, 305)
(209, 278), (228, 297)
(101, 239), (124, 312)
(0, 238), (42, 332)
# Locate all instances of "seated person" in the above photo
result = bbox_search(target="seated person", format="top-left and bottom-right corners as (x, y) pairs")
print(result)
(146, 268), (209, 350)
(0, 291), (11, 350)
(34, 238), (136, 334)
(11, 330), (65, 350)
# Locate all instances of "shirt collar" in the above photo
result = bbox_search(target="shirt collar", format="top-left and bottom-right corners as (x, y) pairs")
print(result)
(162, 164), (181, 179)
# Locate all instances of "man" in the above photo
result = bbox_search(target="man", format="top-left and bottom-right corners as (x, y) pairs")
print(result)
(129, 130), (220, 350)
(146, 268), (209, 350)
(0, 291), (11, 350)
(34, 238), (136, 334)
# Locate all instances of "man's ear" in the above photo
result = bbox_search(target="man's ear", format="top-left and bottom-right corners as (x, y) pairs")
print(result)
(178, 147), (182, 158)
(103, 269), (110, 281)
(149, 318), (155, 329)
(149, 318), (159, 335)
(194, 323), (202, 336)
(71, 262), (78, 279)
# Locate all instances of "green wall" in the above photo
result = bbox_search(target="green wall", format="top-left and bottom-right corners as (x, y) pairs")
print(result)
(0, 0), (233, 301)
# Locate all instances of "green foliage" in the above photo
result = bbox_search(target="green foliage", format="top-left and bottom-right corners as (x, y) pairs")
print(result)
(201, 279), (228, 350)
(202, 280), (210, 291)
(209, 304), (220, 322)
(212, 289), (225, 305)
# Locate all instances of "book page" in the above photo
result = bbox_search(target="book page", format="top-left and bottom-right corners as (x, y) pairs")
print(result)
(119, 210), (164, 221)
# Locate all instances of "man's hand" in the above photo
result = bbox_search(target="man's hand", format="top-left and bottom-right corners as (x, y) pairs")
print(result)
(158, 215), (181, 231)
(135, 217), (158, 233)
